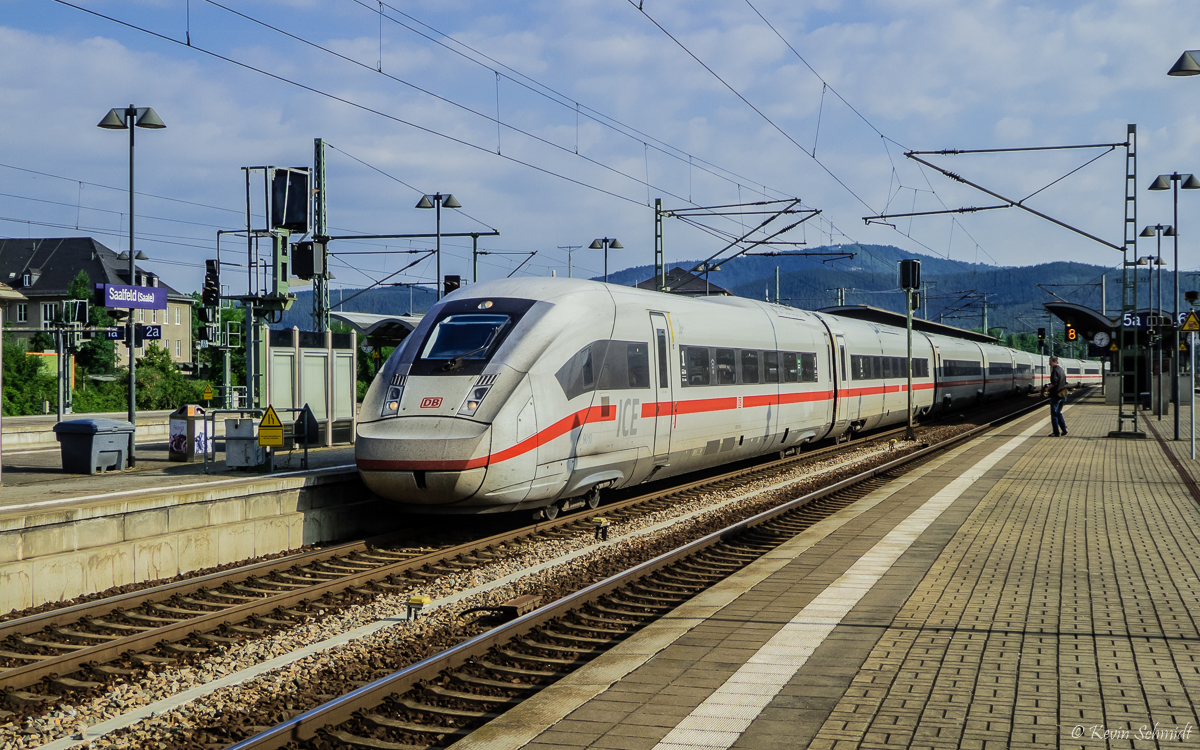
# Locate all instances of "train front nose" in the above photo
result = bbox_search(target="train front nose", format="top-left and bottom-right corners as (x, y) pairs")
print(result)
(355, 417), (491, 505)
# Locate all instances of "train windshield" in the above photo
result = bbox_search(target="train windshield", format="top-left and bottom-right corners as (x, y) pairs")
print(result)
(420, 314), (511, 361)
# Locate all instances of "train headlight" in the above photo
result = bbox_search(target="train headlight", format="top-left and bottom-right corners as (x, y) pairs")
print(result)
(458, 385), (491, 416)
(382, 385), (403, 417)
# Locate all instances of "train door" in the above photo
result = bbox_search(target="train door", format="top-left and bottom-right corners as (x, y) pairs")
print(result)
(832, 332), (854, 435)
(649, 312), (673, 465)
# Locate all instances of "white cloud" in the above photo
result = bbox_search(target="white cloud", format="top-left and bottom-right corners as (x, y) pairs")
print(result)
(2, 0), (1200, 297)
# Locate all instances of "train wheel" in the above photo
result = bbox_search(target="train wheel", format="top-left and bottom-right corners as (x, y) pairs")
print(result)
(586, 489), (601, 510)
(540, 504), (560, 521)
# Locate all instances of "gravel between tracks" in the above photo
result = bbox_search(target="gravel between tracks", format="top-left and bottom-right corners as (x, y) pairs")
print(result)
(2, 400), (1041, 749)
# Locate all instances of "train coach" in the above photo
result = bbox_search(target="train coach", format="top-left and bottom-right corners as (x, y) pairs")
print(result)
(356, 278), (1100, 518)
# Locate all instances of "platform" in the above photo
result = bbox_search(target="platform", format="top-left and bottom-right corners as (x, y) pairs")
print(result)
(457, 392), (1200, 750)
(0, 437), (383, 616)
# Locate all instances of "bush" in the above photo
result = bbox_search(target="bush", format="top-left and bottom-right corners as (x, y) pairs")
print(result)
(135, 344), (203, 409)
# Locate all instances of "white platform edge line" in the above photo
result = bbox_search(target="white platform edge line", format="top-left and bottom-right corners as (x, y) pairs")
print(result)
(648, 419), (1044, 750)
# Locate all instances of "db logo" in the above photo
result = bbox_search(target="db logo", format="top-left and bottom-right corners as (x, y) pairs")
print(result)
(420, 397), (443, 409)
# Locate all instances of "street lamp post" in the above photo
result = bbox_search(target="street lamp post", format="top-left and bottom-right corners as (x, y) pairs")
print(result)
(589, 238), (622, 283)
(1149, 173), (1200, 439)
(416, 193), (462, 299)
(98, 105), (165, 467)
(1140, 227), (1172, 420)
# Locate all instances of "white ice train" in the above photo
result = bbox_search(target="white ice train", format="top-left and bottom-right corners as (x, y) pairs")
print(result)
(356, 278), (1101, 516)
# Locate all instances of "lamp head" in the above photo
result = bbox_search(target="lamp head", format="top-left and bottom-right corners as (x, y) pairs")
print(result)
(1150, 175), (1173, 191)
(609, 239), (623, 249)
(442, 194), (462, 209)
(1140, 226), (1158, 237)
(1185, 174), (1200, 190)
(134, 108), (165, 129)
(1168, 50), (1200, 76)
(416, 195), (435, 209)
(589, 239), (603, 250)
(97, 109), (127, 130)
(1185, 290), (1199, 305)
(1165, 226), (1176, 237)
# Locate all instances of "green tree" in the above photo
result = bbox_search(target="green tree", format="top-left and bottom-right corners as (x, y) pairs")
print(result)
(67, 269), (116, 375)
(135, 344), (203, 409)
(193, 297), (246, 389)
(2, 334), (57, 415)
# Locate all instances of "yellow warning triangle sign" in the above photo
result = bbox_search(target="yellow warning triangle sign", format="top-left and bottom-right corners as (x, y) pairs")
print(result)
(1182, 311), (1200, 333)
(1109, 343), (1119, 351)
(261, 404), (283, 428)
(201, 384), (214, 400)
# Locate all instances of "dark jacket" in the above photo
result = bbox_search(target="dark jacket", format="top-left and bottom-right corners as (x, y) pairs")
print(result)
(1049, 364), (1068, 398)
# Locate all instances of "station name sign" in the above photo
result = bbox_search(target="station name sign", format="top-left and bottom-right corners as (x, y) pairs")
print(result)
(96, 283), (167, 310)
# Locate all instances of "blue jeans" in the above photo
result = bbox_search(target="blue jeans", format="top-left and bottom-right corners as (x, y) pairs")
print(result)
(1050, 397), (1067, 435)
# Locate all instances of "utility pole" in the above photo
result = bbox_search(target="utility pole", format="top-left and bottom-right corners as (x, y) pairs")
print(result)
(900, 260), (920, 441)
(313, 138), (330, 333)
(775, 266), (780, 305)
(654, 198), (665, 290)
(558, 245), (581, 278)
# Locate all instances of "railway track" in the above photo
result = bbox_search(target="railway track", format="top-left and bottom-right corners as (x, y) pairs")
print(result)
(0, 393), (1054, 743)
(0, 417), (917, 710)
(221, 396), (1050, 750)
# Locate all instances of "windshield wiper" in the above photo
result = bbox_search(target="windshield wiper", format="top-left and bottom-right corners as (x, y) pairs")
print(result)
(442, 327), (502, 371)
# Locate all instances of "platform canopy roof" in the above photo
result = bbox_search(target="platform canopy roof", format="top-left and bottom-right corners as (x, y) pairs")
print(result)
(815, 304), (998, 344)
(330, 311), (422, 346)
(1043, 302), (1116, 335)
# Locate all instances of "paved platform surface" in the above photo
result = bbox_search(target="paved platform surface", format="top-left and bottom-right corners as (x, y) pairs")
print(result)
(457, 392), (1200, 750)
(0, 441), (356, 514)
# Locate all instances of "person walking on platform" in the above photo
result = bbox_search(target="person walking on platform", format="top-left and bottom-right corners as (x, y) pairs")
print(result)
(1047, 356), (1068, 437)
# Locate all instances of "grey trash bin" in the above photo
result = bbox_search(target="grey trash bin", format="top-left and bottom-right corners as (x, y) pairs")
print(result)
(53, 418), (135, 474)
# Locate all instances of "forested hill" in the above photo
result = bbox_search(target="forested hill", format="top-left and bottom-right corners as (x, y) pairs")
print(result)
(277, 244), (1142, 337)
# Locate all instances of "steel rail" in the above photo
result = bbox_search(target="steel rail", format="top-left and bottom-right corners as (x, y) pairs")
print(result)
(0, 395), (1047, 695)
(227, 396), (1051, 749)
(0, 420), (909, 692)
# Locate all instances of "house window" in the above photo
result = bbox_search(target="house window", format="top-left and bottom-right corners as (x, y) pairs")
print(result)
(139, 309), (145, 323)
(16, 303), (27, 323)
(152, 309), (157, 323)
(41, 302), (57, 329)
(175, 339), (181, 358)
(175, 307), (180, 326)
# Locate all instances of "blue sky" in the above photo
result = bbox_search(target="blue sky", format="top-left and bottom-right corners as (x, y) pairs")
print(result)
(2, 0), (1198, 297)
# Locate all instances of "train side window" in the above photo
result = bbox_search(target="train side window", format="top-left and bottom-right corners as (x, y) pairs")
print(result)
(800, 352), (817, 382)
(627, 343), (650, 389)
(656, 330), (669, 388)
(840, 346), (847, 381)
(881, 356), (893, 379)
(684, 346), (710, 386)
(716, 349), (736, 385)
(1067, 367), (1080, 375)
(914, 358), (929, 378)
(850, 354), (864, 381)
(555, 344), (595, 400)
(764, 351), (780, 382)
(782, 352), (799, 383)
(741, 350), (760, 384)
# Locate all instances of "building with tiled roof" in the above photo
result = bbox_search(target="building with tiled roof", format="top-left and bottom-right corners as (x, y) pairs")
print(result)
(0, 238), (193, 366)
(635, 266), (733, 297)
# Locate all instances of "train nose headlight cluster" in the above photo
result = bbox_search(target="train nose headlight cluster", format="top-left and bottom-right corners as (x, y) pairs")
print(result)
(382, 385), (404, 417)
(458, 385), (491, 416)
